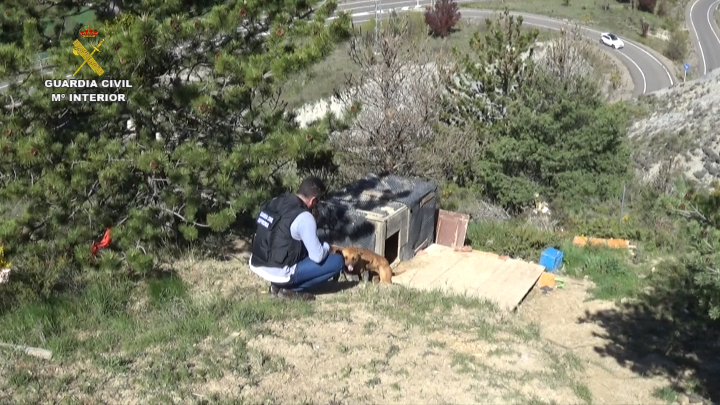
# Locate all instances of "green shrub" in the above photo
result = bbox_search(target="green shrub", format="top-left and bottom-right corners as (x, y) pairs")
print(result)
(467, 220), (562, 261)
(664, 29), (689, 61)
(568, 216), (646, 241)
(672, 188), (720, 319)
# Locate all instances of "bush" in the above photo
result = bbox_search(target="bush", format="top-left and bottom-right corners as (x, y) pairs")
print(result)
(664, 29), (688, 61)
(424, 0), (461, 37)
(466, 220), (563, 261)
(478, 70), (632, 210)
(656, 1), (668, 16)
(672, 188), (720, 319)
(637, 0), (657, 13)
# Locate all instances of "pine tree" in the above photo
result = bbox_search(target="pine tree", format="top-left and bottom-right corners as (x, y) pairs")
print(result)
(447, 9), (538, 127)
(0, 0), (351, 306)
(445, 9), (630, 210)
(673, 188), (720, 320)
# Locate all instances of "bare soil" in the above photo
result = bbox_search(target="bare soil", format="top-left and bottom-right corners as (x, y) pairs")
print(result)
(2, 245), (704, 404)
(181, 255), (588, 405)
(518, 279), (670, 404)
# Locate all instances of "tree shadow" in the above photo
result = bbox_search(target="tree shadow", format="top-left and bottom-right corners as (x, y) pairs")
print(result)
(315, 174), (419, 247)
(579, 282), (720, 402)
(309, 280), (360, 295)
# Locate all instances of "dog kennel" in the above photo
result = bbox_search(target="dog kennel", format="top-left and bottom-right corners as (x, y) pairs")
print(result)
(316, 174), (437, 267)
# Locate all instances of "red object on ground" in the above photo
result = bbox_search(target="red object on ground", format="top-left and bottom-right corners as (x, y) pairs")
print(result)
(91, 228), (112, 256)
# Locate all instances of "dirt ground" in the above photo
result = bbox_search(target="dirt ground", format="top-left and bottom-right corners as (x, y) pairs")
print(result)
(3, 244), (700, 405)
(182, 256), (588, 405)
(517, 279), (670, 405)
(179, 248), (674, 405)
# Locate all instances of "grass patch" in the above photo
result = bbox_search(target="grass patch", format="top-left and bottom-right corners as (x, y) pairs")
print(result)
(330, 283), (499, 333)
(561, 242), (644, 301)
(466, 218), (648, 302)
(464, 207), (655, 303)
(0, 274), (313, 361)
(540, 351), (590, 403)
(147, 275), (188, 307)
(467, 220), (562, 262)
(573, 382), (594, 404)
(653, 385), (680, 403)
(462, 0), (678, 58)
(450, 345), (591, 404)
(0, 270), (314, 402)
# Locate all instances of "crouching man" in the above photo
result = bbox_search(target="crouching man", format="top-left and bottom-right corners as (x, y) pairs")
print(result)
(248, 176), (345, 301)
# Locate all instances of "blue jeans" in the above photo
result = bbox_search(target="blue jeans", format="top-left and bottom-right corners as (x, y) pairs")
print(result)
(275, 253), (344, 292)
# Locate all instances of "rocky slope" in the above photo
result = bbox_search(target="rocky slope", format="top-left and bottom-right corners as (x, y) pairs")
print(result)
(630, 69), (720, 185)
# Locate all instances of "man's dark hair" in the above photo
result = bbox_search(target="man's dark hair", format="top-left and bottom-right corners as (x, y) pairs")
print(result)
(297, 176), (326, 199)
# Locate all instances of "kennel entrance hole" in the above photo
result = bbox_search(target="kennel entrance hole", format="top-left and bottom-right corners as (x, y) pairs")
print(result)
(385, 231), (399, 265)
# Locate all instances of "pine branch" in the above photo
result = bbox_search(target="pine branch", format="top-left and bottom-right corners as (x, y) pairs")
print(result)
(160, 208), (210, 228)
(673, 204), (715, 227)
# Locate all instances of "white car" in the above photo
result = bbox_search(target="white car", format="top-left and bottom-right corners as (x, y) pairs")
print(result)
(600, 32), (624, 49)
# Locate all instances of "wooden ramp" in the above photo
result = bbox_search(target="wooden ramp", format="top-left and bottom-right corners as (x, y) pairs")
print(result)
(393, 244), (545, 311)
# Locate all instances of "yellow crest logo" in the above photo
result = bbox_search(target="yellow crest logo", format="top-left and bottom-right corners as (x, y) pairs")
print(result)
(72, 25), (105, 77)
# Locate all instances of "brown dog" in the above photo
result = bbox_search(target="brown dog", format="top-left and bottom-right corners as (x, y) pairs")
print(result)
(331, 245), (393, 284)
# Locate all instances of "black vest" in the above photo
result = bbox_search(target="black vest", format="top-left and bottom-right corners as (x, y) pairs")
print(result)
(250, 193), (309, 268)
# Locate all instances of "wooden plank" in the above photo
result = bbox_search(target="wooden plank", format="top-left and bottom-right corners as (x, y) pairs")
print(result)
(500, 263), (545, 309)
(475, 261), (528, 309)
(474, 260), (544, 311)
(392, 244), (545, 311)
(392, 244), (449, 279)
(399, 256), (460, 290)
(442, 256), (504, 295)
(393, 244), (463, 289)
(433, 256), (489, 295)
(472, 260), (518, 298)
(424, 243), (449, 255)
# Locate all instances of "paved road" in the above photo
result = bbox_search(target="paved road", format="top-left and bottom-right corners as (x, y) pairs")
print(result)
(337, 0), (676, 95)
(688, 0), (720, 75)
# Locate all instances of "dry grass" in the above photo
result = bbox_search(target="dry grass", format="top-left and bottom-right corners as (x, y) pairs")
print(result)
(3, 235), (714, 404)
(0, 248), (593, 405)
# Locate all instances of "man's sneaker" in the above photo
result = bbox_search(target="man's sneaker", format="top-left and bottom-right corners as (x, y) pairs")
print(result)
(278, 289), (316, 301)
(268, 284), (281, 297)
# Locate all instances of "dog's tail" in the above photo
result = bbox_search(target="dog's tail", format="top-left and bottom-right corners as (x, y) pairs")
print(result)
(391, 267), (410, 276)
